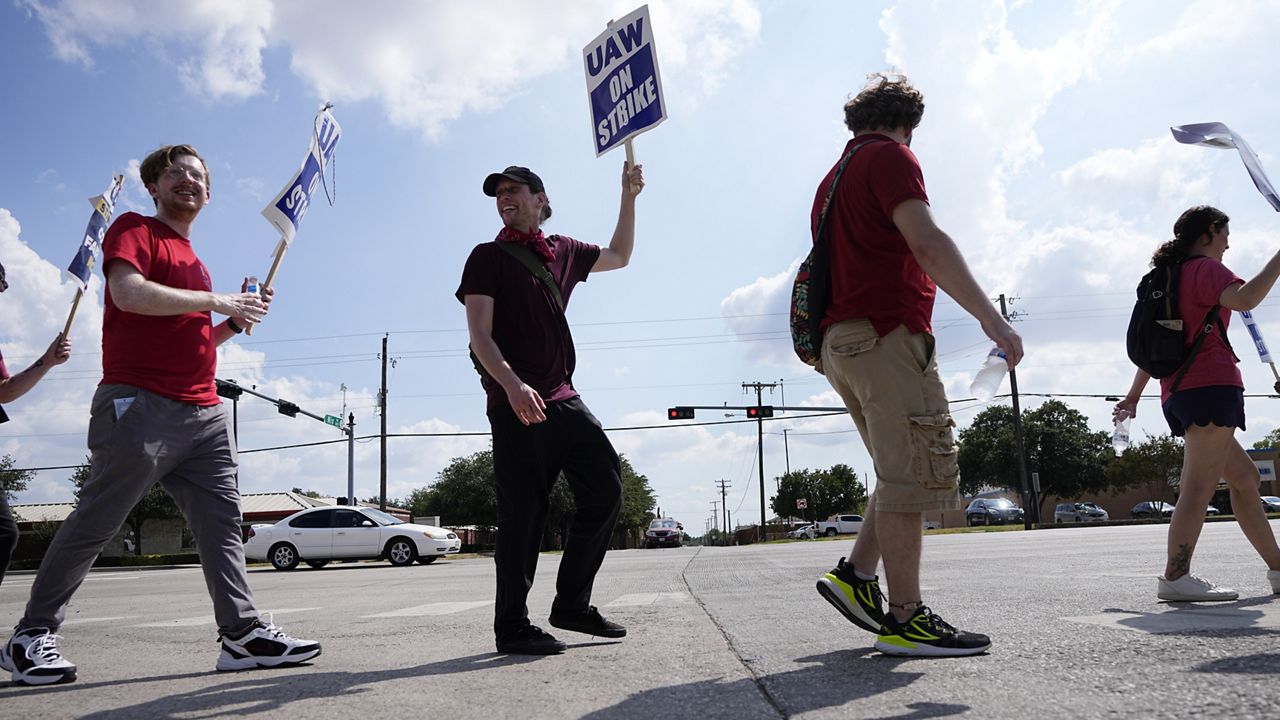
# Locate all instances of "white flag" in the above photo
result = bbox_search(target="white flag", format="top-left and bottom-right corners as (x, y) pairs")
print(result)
(1171, 122), (1280, 212)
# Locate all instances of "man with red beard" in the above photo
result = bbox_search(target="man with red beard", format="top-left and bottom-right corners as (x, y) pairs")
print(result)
(2, 145), (320, 685)
(457, 162), (644, 654)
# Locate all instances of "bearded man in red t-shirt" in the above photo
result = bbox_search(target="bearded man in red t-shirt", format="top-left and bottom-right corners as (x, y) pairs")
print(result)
(811, 74), (1023, 658)
(2, 145), (319, 686)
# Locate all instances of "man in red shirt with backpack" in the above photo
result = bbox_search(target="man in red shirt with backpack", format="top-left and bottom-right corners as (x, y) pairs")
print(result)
(812, 74), (1023, 657)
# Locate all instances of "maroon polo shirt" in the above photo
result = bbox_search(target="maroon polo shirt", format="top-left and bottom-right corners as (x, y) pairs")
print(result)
(813, 135), (935, 337)
(456, 235), (600, 412)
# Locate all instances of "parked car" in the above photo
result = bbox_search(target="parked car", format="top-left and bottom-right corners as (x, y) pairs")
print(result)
(244, 506), (461, 570)
(965, 498), (1024, 526)
(1130, 501), (1175, 519)
(1205, 504), (1221, 516)
(815, 514), (864, 537)
(1262, 496), (1280, 513)
(786, 524), (817, 540)
(1054, 502), (1109, 524)
(644, 518), (683, 548)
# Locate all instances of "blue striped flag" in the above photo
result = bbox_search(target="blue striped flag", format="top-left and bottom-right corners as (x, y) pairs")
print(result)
(66, 175), (125, 289)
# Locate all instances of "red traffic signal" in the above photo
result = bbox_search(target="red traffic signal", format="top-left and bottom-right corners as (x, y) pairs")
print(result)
(746, 406), (774, 419)
(668, 407), (694, 420)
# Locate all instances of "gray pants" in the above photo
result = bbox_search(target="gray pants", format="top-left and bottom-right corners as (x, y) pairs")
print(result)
(19, 384), (258, 635)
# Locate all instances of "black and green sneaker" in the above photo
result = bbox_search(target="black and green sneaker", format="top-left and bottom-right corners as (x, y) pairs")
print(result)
(874, 606), (991, 657)
(815, 557), (885, 634)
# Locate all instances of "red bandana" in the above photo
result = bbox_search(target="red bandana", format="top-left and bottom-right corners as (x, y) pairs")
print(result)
(496, 226), (555, 263)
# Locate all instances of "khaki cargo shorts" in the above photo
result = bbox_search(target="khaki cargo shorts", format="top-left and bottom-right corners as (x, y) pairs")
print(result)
(821, 319), (962, 513)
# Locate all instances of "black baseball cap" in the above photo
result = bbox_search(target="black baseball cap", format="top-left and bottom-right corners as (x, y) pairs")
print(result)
(483, 166), (545, 196)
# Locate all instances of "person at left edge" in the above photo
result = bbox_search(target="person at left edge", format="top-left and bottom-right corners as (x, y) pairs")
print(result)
(1, 145), (320, 686)
(0, 260), (72, 593)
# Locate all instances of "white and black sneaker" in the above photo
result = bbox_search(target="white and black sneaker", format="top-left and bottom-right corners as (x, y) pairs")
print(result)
(215, 614), (321, 672)
(3, 627), (78, 685)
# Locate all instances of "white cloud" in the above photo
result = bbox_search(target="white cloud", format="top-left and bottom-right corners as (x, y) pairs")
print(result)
(25, 0), (761, 138)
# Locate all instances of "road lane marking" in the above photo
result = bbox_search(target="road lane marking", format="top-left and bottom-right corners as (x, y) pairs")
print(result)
(604, 592), (690, 607)
(1065, 603), (1280, 634)
(133, 607), (319, 628)
(62, 616), (135, 626)
(364, 601), (493, 617)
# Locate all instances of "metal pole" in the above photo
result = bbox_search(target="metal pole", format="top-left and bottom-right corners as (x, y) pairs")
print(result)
(1000, 294), (1034, 529)
(783, 429), (791, 474)
(380, 334), (388, 511)
(347, 413), (355, 507)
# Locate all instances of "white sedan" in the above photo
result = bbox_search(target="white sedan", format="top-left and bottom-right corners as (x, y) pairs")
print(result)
(244, 505), (461, 571)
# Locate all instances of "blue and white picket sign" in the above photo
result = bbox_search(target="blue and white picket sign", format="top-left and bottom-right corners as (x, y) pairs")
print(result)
(1240, 310), (1274, 363)
(582, 5), (666, 156)
(66, 174), (125, 290)
(262, 104), (342, 251)
(1171, 122), (1280, 212)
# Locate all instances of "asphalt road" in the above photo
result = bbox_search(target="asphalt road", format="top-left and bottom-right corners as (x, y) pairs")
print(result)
(2, 521), (1279, 719)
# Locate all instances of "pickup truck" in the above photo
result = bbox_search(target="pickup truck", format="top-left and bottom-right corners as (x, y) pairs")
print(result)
(814, 514), (864, 536)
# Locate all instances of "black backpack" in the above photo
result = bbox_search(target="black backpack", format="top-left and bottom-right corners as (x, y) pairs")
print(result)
(1126, 258), (1233, 391)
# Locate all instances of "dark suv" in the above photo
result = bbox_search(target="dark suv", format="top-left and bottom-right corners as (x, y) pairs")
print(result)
(1130, 501), (1175, 519)
(965, 498), (1024, 526)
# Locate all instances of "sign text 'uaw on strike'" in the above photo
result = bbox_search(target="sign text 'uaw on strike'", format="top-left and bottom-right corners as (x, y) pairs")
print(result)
(582, 4), (667, 156)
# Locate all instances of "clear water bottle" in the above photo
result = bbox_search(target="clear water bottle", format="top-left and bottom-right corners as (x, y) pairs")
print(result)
(969, 347), (1008, 401)
(1112, 417), (1131, 456)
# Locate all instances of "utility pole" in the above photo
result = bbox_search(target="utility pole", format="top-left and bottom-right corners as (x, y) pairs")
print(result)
(999, 294), (1034, 529)
(716, 479), (731, 543)
(346, 413), (355, 508)
(379, 333), (388, 511)
(782, 429), (791, 475)
(710, 500), (719, 532)
(743, 381), (777, 542)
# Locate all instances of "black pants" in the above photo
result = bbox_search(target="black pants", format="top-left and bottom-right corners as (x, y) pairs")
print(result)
(0, 493), (18, 588)
(489, 396), (622, 640)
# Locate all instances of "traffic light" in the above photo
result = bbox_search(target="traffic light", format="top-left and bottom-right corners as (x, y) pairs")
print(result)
(746, 405), (774, 419)
(215, 379), (243, 400)
(668, 407), (695, 420)
(277, 400), (300, 418)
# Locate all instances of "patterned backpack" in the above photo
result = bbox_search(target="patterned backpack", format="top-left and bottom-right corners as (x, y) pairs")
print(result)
(790, 140), (875, 371)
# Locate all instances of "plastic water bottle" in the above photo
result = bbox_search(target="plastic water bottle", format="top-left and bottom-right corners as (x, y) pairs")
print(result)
(969, 347), (1008, 401)
(1112, 417), (1131, 456)
(246, 275), (260, 295)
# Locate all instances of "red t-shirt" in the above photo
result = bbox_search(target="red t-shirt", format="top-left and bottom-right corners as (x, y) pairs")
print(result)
(101, 212), (219, 405)
(814, 135), (934, 336)
(456, 235), (600, 413)
(1159, 256), (1243, 403)
(0, 349), (8, 379)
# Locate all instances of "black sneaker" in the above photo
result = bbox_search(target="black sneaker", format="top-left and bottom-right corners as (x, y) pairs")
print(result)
(548, 605), (627, 638)
(874, 606), (991, 657)
(816, 557), (885, 634)
(2, 627), (77, 685)
(215, 614), (322, 671)
(496, 625), (567, 655)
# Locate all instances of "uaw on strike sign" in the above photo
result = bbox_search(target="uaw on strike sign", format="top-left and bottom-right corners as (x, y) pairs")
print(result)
(583, 5), (666, 156)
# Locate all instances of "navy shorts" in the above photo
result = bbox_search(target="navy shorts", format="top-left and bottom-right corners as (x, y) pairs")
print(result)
(1161, 385), (1246, 437)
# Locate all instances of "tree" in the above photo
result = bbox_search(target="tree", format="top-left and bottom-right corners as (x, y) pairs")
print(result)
(771, 464), (867, 522)
(958, 400), (1112, 515)
(70, 457), (182, 556)
(1, 453), (34, 502)
(291, 487), (323, 499)
(1106, 433), (1183, 505)
(1253, 428), (1280, 451)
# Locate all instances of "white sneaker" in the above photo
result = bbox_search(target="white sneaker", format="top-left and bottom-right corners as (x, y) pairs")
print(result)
(3, 627), (78, 685)
(1268, 569), (1280, 594)
(1158, 574), (1239, 602)
(215, 614), (321, 671)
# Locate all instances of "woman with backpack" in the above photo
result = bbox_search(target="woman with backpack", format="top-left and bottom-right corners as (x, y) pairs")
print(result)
(1115, 205), (1280, 601)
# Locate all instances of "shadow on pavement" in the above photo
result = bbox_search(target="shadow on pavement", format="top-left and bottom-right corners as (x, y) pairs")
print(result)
(9, 652), (540, 719)
(579, 649), (962, 719)
(1101, 596), (1279, 636)
(1193, 651), (1280, 674)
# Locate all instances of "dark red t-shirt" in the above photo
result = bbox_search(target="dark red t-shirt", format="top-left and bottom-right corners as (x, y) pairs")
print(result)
(456, 235), (600, 412)
(1159, 256), (1243, 403)
(813, 135), (934, 336)
(101, 212), (219, 405)
(0, 349), (8, 379)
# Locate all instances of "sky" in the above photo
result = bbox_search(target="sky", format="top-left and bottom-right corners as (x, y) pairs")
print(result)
(3, 0), (1280, 536)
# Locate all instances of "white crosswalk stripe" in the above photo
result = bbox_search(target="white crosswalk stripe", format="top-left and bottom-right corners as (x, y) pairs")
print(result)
(363, 600), (493, 618)
(62, 616), (135, 626)
(1065, 603), (1280, 634)
(132, 607), (319, 628)
(604, 592), (690, 607)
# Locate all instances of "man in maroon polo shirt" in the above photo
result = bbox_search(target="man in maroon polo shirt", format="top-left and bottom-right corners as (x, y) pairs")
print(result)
(811, 74), (1023, 657)
(457, 162), (644, 655)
